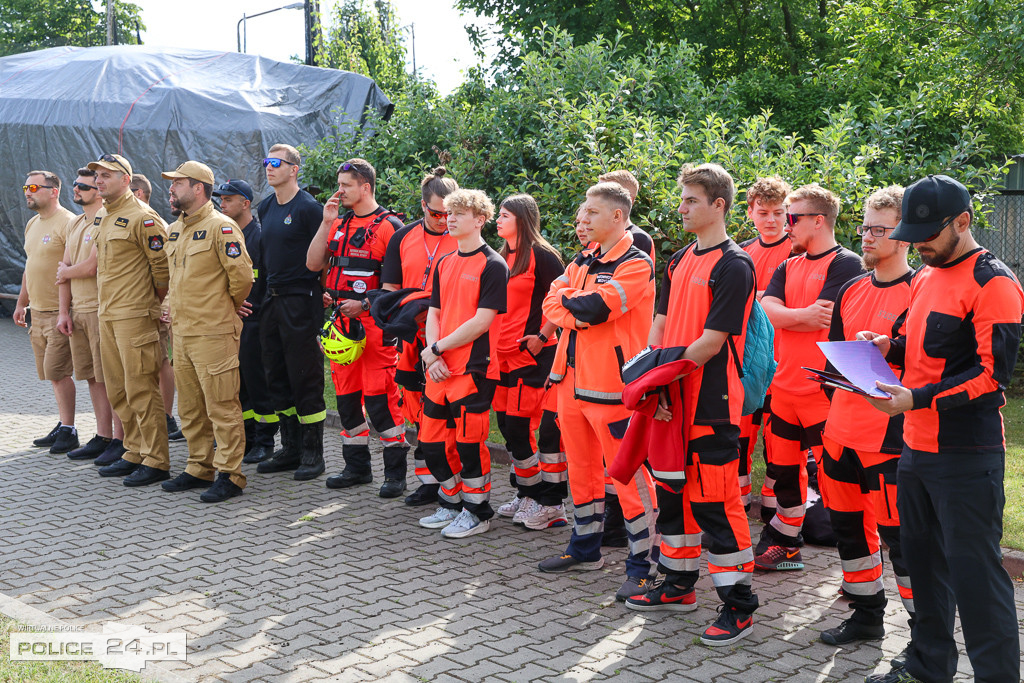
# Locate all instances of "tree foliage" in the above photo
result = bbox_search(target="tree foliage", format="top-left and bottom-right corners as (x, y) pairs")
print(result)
(301, 29), (1009, 266)
(0, 0), (145, 57)
(315, 0), (410, 96)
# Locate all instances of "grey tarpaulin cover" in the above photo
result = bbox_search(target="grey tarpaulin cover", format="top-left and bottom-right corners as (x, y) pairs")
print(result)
(0, 45), (393, 300)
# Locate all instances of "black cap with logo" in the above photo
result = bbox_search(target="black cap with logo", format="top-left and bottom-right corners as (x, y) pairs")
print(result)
(891, 174), (972, 243)
(212, 179), (254, 202)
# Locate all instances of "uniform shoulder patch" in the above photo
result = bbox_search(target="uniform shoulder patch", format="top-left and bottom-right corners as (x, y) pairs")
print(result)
(221, 226), (233, 234)
(149, 235), (164, 251)
(226, 241), (241, 258)
(93, 217), (102, 226)
(168, 232), (179, 241)
(114, 217), (129, 228)
(193, 230), (207, 240)
(143, 218), (155, 228)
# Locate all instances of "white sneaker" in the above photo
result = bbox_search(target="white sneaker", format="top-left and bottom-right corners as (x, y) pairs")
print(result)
(512, 497), (539, 525)
(522, 503), (569, 530)
(496, 495), (522, 518)
(441, 509), (491, 538)
(419, 506), (460, 529)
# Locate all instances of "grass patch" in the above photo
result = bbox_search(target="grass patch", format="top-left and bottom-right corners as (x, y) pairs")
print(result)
(0, 617), (144, 682)
(1002, 396), (1024, 550)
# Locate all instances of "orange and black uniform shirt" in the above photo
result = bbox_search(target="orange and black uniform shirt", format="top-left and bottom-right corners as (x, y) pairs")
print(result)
(430, 244), (509, 379)
(740, 235), (792, 294)
(764, 245), (864, 396)
(628, 223), (655, 261)
(498, 245), (564, 372)
(381, 218), (457, 292)
(659, 240), (755, 435)
(823, 271), (914, 455)
(323, 207), (403, 302)
(888, 248), (1024, 453)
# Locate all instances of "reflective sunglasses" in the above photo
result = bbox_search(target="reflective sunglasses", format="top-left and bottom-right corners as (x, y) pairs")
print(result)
(73, 181), (98, 191)
(98, 153), (131, 175)
(23, 184), (54, 193)
(919, 215), (958, 243)
(425, 207), (448, 219)
(785, 212), (824, 227)
(855, 225), (895, 238)
(263, 157), (297, 168)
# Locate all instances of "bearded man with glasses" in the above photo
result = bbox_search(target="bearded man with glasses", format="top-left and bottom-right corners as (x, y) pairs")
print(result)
(253, 143), (328, 481)
(756, 184), (864, 570)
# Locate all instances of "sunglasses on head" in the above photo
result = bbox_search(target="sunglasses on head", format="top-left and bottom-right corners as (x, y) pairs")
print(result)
(785, 212), (825, 227)
(263, 157), (297, 168)
(216, 182), (253, 201)
(23, 184), (54, 193)
(73, 181), (97, 191)
(98, 153), (130, 175)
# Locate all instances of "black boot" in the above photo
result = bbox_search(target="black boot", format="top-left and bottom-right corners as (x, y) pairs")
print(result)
(244, 420), (279, 463)
(257, 415), (300, 473)
(379, 443), (409, 498)
(326, 442), (372, 488)
(294, 421), (325, 480)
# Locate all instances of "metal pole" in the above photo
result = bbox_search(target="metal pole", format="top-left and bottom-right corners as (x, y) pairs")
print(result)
(237, 13), (246, 53)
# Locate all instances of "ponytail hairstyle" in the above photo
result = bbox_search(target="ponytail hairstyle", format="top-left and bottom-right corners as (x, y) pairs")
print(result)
(499, 193), (564, 278)
(420, 166), (459, 204)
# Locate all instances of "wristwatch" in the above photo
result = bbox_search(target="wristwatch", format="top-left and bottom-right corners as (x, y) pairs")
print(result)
(431, 342), (442, 357)
(537, 332), (548, 343)
(361, 298), (370, 311)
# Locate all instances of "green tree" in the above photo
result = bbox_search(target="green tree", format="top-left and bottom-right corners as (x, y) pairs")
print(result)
(0, 0), (145, 57)
(315, 0), (410, 96)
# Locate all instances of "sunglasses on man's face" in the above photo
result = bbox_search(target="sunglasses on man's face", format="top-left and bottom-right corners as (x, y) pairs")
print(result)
(919, 215), (958, 243)
(73, 181), (97, 191)
(263, 157), (297, 168)
(23, 184), (54, 193)
(98, 153), (131, 175)
(785, 212), (824, 227)
(426, 207), (448, 219)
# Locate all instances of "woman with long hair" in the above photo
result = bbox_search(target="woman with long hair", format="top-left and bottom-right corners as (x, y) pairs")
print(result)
(492, 194), (569, 529)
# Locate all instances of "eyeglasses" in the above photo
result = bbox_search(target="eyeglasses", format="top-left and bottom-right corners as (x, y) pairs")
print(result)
(785, 212), (825, 227)
(263, 157), (297, 168)
(919, 215), (958, 243)
(856, 225), (895, 237)
(98, 153), (131, 175)
(23, 184), (54, 193)
(73, 181), (97, 191)
(425, 207), (448, 219)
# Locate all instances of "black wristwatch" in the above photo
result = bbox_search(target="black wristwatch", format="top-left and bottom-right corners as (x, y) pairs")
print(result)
(361, 298), (370, 311)
(431, 342), (442, 357)
(537, 332), (548, 343)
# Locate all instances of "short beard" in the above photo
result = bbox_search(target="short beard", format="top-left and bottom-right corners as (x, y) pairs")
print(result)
(862, 253), (878, 270)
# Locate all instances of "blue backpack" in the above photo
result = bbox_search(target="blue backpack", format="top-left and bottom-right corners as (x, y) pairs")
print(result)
(728, 287), (777, 416)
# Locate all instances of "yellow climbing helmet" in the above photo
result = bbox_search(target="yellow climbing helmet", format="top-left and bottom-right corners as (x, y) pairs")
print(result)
(319, 310), (366, 365)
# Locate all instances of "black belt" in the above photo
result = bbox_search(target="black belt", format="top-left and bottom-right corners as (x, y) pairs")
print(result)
(268, 285), (317, 297)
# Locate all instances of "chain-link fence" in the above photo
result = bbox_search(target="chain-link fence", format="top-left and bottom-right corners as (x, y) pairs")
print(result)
(977, 193), (1024, 277)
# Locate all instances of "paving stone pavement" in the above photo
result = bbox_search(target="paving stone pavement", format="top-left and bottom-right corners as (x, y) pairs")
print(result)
(1, 317), (1022, 682)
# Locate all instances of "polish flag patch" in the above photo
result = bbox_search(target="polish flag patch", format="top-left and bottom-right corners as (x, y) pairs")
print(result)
(143, 219), (155, 228)
(221, 226), (233, 234)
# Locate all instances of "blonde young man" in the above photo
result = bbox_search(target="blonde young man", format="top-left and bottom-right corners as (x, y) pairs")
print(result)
(15, 170), (78, 454)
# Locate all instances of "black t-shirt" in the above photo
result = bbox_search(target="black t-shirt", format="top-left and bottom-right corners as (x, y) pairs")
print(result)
(256, 190), (323, 289)
(240, 218), (265, 317)
(628, 223), (654, 259)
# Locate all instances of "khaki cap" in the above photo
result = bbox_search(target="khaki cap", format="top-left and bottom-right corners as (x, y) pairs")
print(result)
(88, 153), (133, 176)
(162, 160), (215, 185)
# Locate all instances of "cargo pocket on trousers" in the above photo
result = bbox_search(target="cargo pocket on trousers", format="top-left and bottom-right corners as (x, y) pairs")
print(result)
(128, 329), (161, 376)
(207, 354), (240, 403)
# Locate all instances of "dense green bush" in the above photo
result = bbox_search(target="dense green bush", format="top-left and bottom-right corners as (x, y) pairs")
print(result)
(301, 28), (1009, 263)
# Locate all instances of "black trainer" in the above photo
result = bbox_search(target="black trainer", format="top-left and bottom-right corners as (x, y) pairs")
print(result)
(123, 465), (170, 487)
(700, 605), (754, 646)
(33, 422), (62, 448)
(200, 473), (243, 503)
(67, 435), (111, 460)
(161, 472), (214, 492)
(49, 426), (79, 454)
(404, 483), (439, 506)
(168, 428), (185, 442)
(820, 617), (884, 645)
(98, 458), (139, 478)
(165, 414), (178, 437)
(94, 439), (126, 466)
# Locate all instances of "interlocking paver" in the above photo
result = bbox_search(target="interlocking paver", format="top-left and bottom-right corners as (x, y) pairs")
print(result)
(0, 316), (1021, 682)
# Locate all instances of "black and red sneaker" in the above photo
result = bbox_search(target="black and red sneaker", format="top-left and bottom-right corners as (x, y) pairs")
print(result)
(701, 605), (754, 646)
(754, 544), (804, 571)
(624, 581), (697, 612)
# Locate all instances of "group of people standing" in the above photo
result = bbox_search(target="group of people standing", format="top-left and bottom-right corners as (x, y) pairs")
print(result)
(15, 144), (1021, 682)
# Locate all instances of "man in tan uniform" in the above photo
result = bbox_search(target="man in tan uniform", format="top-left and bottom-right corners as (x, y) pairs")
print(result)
(89, 153), (172, 487)
(160, 161), (253, 502)
(56, 167), (126, 462)
(14, 170), (79, 454)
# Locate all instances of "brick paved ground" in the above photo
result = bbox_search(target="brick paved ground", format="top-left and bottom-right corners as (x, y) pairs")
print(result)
(1, 317), (1021, 682)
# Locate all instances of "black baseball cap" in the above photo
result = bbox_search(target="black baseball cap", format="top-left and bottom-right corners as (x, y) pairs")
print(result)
(890, 174), (972, 243)
(212, 179), (254, 202)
